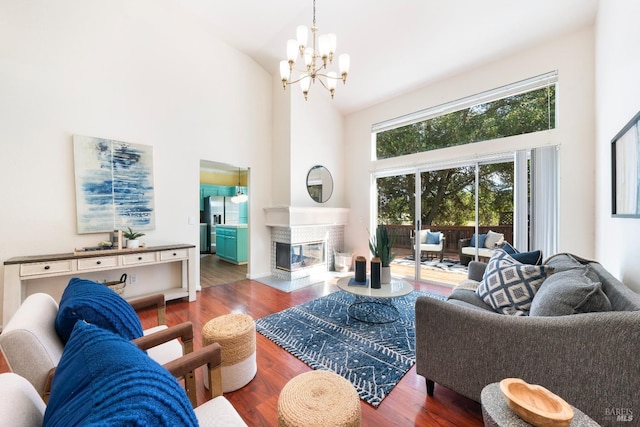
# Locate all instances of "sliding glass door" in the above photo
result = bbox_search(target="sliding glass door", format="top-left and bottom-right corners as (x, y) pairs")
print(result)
(375, 173), (417, 279)
(474, 161), (514, 258)
(375, 156), (518, 285)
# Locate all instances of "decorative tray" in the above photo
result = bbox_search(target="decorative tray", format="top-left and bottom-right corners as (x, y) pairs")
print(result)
(500, 378), (574, 427)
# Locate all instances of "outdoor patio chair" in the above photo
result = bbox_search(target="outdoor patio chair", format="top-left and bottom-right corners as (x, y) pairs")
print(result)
(412, 229), (445, 262)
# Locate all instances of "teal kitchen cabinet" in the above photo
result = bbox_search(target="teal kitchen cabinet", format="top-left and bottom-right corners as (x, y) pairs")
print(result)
(200, 185), (236, 209)
(218, 186), (235, 197)
(216, 225), (247, 264)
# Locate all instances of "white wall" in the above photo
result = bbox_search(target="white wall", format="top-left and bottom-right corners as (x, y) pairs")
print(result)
(344, 27), (596, 261)
(271, 76), (292, 207)
(0, 0), (273, 321)
(270, 76), (345, 208)
(290, 91), (345, 208)
(595, 0), (640, 292)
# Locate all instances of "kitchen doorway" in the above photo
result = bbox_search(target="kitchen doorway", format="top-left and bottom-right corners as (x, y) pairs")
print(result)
(199, 160), (248, 286)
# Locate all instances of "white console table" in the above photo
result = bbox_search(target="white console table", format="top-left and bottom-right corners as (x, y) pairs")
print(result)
(3, 244), (197, 326)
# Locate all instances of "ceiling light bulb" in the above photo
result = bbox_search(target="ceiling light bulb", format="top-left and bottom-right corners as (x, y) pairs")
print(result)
(296, 25), (308, 52)
(327, 72), (337, 90)
(319, 35), (330, 59)
(280, 61), (290, 87)
(327, 33), (337, 57)
(286, 39), (298, 62)
(300, 76), (311, 99)
(339, 54), (350, 80)
(303, 48), (314, 68)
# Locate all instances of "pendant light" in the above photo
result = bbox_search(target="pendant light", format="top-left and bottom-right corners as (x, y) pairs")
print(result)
(231, 168), (248, 204)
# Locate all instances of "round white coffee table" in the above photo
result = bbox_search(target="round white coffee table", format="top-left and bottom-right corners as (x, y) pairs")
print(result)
(337, 276), (413, 323)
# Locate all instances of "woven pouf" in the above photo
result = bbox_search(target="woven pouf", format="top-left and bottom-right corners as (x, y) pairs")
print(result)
(277, 370), (361, 427)
(202, 313), (256, 393)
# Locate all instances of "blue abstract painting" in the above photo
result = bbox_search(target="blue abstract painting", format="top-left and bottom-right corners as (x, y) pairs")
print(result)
(73, 135), (155, 234)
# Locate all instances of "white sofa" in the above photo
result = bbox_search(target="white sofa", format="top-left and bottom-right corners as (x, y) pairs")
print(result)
(413, 229), (445, 262)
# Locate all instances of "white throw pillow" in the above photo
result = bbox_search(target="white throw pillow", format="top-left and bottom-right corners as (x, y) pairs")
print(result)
(484, 230), (504, 248)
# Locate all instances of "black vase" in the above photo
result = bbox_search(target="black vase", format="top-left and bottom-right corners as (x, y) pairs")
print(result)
(355, 256), (367, 283)
(370, 258), (381, 289)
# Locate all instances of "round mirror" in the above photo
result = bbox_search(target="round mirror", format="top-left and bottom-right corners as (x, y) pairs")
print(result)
(306, 165), (333, 203)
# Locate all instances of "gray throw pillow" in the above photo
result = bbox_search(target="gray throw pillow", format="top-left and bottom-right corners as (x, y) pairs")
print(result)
(448, 286), (495, 312)
(544, 253), (583, 272)
(530, 265), (612, 316)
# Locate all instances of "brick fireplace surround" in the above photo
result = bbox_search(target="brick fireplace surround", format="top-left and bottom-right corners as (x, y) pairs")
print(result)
(264, 207), (349, 281)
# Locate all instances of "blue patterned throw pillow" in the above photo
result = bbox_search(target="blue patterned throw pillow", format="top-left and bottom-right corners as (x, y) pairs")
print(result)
(476, 250), (554, 316)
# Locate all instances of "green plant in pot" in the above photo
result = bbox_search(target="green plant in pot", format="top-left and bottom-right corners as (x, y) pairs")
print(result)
(369, 224), (397, 284)
(123, 227), (145, 249)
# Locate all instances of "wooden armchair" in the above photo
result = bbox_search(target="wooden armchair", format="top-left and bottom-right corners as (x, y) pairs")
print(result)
(129, 293), (191, 365)
(0, 341), (246, 426)
(0, 292), (193, 402)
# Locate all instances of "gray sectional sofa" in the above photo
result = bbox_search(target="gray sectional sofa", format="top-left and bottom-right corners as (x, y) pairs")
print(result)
(415, 253), (640, 426)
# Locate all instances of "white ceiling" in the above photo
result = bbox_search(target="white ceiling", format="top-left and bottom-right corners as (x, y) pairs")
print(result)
(172, 0), (598, 115)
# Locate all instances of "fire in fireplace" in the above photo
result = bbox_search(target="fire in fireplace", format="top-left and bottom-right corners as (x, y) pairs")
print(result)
(275, 241), (326, 272)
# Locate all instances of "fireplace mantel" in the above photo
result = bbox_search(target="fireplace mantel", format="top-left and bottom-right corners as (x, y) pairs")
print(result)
(264, 206), (350, 227)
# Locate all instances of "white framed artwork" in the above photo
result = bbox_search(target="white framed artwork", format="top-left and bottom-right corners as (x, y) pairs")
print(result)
(73, 135), (156, 233)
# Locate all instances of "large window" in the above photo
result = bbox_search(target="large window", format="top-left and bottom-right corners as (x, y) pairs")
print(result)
(371, 73), (559, 284)
(374, 72), (557, 160)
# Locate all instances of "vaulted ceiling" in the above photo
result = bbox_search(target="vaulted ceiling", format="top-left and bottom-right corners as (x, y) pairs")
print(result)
(171, 0), (598, 114)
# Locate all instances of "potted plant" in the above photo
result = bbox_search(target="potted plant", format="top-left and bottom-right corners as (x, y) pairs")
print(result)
(123, 227), (145, 249)
(369, 224), (397, 284)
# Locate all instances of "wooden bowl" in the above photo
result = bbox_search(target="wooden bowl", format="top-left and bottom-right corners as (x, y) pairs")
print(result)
(499, 378), (574, 427)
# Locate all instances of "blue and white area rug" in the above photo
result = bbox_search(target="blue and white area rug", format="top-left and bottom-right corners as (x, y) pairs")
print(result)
(255, 290), (445, 407)
(394, 256), (468, 275)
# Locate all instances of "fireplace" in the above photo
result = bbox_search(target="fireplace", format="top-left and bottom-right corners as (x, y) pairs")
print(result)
(276, 241), (326, 272)
(265, 206), (349, 281)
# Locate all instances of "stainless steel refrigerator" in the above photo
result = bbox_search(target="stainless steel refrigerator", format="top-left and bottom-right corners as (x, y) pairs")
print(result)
(204, 196), (240, 252)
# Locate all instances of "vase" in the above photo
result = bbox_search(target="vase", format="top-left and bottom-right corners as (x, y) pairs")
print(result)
(381, 266), (391, 284)
(126, 239), (140, 249)
(370, 257), (381, 289)
(354, 256), (367, 283)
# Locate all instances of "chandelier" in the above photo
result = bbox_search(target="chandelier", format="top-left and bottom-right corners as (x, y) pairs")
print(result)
(279, 0), (350, 100)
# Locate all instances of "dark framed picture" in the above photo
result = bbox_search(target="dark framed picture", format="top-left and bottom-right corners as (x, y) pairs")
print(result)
(612, 110), (640, 217)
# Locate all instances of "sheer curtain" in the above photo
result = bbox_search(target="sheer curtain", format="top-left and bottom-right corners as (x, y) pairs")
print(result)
(513, 151), (529, 251)
(530, 145), (559, 256)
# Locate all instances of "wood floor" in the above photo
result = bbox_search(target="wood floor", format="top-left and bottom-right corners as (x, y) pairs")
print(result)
(199, 253), (248, 288)
(0, 257), (484, 426)
(140, 278), (484, 426)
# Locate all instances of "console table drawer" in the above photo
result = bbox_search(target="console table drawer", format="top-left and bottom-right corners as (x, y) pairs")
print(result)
(20, 260), (73, 277)
(160, 249), (188, 261)
(77, 256), (119, 271)
(122, 252), (157, 265)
